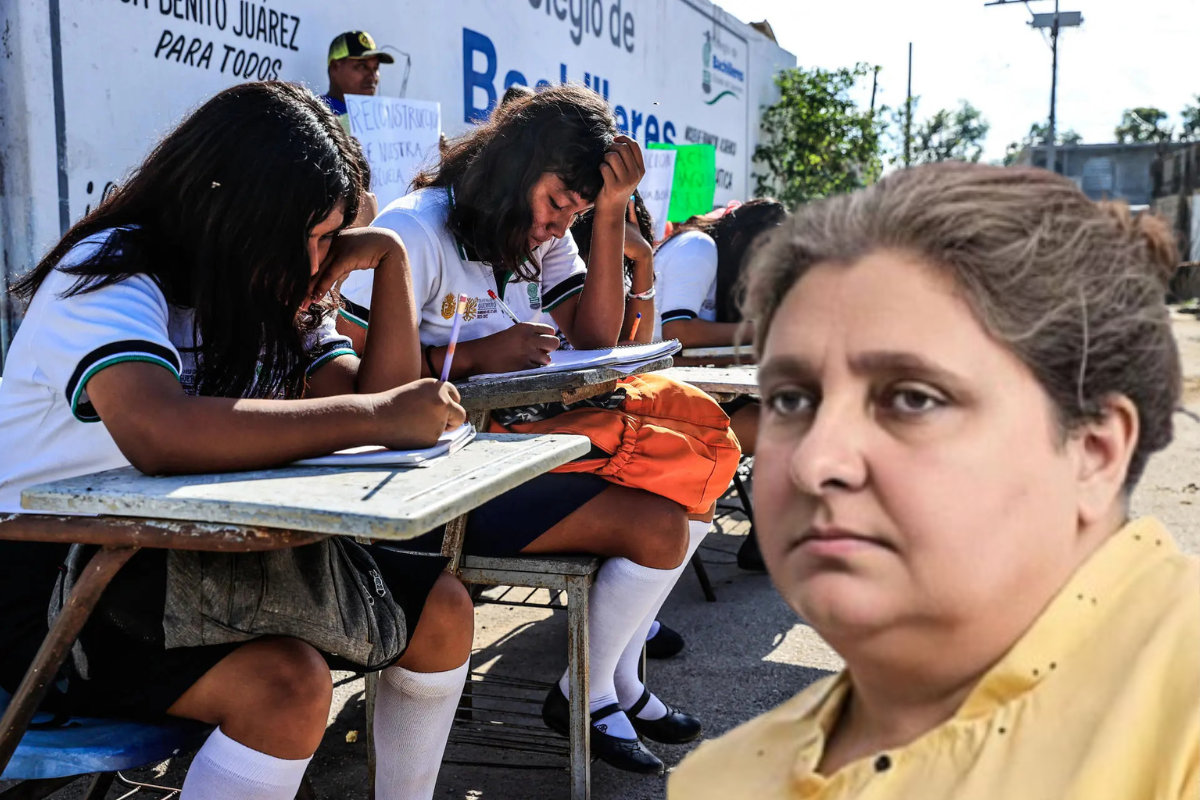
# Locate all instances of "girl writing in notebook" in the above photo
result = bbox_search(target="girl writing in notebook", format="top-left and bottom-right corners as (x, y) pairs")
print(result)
(338, 84), (716, 776)
(0, 82), (471, 800)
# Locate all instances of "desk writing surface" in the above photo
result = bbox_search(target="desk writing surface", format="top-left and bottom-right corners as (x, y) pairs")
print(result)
(654, 366), (759, 398)
(21, 434), (590, 542)
(678, 346), (747, 358)
(455, 357), (674, 412)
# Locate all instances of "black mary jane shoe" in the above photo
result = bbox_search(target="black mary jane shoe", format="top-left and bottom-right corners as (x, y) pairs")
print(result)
(627, 688), (703, 744)
(542, 684), (665, 775)
(645, 622), (686, 660)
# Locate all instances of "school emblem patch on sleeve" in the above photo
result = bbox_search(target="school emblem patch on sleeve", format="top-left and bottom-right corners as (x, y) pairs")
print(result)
(527, 282), (542, 311)
(440, 293), (457, 319)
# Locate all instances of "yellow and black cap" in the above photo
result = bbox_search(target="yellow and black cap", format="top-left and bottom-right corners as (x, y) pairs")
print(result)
(327, 31), (395, 65)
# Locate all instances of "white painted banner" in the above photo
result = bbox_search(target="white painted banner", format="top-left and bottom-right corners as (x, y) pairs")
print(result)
(345, 95), (441, 211)
(638, 147), (677, 242)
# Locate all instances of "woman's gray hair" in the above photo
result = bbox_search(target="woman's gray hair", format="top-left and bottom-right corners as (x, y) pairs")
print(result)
(744, 162), (1182, 489)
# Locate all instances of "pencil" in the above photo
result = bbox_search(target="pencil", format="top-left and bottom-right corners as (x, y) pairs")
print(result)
(628, 312), (643, 340)
(440, 293), (468, 382)
(487, 289), (522, 325)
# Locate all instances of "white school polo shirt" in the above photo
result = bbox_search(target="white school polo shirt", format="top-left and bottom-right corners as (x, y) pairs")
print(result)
(0, 229), (355, 514)
(653, 230), (719, 341)
(338, 187), (588, 346)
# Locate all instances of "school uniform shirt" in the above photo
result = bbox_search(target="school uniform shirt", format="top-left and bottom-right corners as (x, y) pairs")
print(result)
(668, 516), (1200, 800)
(338, 187), (588, 345)
(653, 230), (718, 341)
(0, 228), (355, 516)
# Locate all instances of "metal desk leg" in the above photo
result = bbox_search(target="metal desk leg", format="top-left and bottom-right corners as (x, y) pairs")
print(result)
(365, 671), (378, 800)
(691, 553), (717, 602)
(0, 545), (137, 774)
(733, 470), (756, 538)
(565, 574), (591, 800)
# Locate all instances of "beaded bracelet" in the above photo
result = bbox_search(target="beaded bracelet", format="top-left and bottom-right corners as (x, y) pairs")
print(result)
(626, 284), (656, 301)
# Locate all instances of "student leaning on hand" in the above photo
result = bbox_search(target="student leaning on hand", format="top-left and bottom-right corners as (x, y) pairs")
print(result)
(670, 162), (1199, 800)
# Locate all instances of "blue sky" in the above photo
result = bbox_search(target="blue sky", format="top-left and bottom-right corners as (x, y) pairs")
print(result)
(723, 0), (1200, 162)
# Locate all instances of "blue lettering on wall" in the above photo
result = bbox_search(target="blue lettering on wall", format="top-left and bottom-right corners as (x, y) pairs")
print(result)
(461, 27), (675, 145)
(712, 56), (744, 82)
(463, 28), (497, 122)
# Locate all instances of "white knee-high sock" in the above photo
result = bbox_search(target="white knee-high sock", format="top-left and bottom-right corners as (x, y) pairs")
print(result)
(374, 658), (469, 800)
(615, 520), (711, 720)
(180, 727), (311, 800)
(557, 556), (682, 739)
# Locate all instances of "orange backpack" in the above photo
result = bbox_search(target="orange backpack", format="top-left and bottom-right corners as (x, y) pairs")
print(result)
(489, 373), (742, 514)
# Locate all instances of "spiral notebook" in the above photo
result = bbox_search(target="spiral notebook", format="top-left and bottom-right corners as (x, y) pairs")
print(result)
(291, 423), (476, 467)
(467, 340), (681, 382)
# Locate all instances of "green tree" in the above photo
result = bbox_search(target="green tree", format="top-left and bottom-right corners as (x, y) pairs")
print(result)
(752, 64), (886, 206)
(898, 99), (990, 165)
(1001, 122), (1082, 166)
(1180, 96), (1200, 142)
(1114, 107), (1173, 143)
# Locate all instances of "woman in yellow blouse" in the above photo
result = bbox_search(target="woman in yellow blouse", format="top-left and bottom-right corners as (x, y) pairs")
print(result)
(670, 162), (1198, 800)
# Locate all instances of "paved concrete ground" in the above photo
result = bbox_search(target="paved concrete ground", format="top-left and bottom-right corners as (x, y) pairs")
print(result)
(19, 312), (1200, 800)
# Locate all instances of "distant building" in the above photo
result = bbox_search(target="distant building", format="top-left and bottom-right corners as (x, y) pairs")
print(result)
(1015, 141), (1188, 207)
(1152, 143), (1200, 298)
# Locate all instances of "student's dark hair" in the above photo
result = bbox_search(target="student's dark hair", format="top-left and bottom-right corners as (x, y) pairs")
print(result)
(665, 198), (787, 322)
(499, 83), (536, 111)
(12, 81), (367, 400)
(412, 83), (616, 281)
(744, 162), (1182, 490)
(570, 191), (654, 276)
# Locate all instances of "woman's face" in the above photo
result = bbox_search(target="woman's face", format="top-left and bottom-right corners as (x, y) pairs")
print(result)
(754, 250), (1093, 649)
(308, 203), (346, 278)
(527, 173), (591, 250)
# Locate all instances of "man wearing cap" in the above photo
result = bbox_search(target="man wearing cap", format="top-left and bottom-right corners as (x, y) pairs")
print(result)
(322, 30), (394, 132)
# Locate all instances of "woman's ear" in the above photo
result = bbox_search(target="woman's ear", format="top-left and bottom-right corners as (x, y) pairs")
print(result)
(1073, 394), (1139, 527)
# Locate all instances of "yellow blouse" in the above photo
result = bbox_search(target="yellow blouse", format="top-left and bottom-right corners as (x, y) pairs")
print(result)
(670, 518), (1199, 800)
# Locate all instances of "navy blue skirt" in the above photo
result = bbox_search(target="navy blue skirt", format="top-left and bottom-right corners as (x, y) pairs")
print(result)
(403, 472), (613, 558)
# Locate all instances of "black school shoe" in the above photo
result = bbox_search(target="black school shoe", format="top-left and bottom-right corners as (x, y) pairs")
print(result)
(627, 688), (703, 744)
(645, 622), (686, 659)
(542, 684), (664, 775)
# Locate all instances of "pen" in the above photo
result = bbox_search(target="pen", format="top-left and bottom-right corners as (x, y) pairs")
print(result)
(440, 293), (468, 382)
(628, 312), (642, 340)
(487, 289), (522, 325)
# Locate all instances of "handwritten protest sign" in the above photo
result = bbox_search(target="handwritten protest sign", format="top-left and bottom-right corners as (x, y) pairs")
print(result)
(346, 95), (441, 210)
(647, 143), (717, 223)
(637, 148), (676, 241)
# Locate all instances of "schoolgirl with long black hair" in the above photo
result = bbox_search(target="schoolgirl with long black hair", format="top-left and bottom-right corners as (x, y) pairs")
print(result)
(0, 81), (470, 800)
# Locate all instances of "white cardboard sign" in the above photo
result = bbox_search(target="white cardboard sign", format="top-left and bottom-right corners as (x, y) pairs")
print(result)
(345, 95), (442, 211)
(638, 147), (677, 242)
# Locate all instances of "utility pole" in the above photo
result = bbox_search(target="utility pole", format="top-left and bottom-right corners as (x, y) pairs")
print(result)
(905, 42), (913, 168)
(986, 0), (1082, 173)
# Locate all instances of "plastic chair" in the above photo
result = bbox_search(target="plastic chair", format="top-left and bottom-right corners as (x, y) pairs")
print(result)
(0, 687), (210, 798)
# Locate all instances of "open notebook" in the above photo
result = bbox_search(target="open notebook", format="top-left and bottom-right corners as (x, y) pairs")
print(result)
(467, 340), (681, 382)
(291, 423), (476, 468)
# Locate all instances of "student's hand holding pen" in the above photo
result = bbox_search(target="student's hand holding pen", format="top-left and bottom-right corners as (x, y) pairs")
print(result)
(372, 379), (466, 449)
(475, 322), (560, 371)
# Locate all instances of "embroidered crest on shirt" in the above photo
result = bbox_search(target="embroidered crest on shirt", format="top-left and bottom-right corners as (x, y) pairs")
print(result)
(440, 293), (457, 319)
(527, 282), (542, 311)
(462, 296), (479, 321)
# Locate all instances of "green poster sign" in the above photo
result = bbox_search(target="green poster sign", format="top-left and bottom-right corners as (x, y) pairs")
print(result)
(647, 142), (717, 222)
